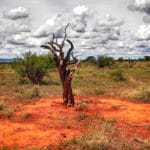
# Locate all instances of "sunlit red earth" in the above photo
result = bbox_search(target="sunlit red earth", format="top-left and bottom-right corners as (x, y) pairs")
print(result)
(0, 96), (150, 149)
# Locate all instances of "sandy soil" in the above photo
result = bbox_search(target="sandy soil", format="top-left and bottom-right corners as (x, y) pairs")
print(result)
(0, 96), (150, 149)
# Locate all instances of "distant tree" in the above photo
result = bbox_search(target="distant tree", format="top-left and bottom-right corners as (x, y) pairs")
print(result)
(41, 25), (79, 106)
(83, 56), (97, 64)
(12, 52), (54, 84)
(97, 56), (114, 68)
(144, 56), (150, 61)
(118, 57), (124, 62)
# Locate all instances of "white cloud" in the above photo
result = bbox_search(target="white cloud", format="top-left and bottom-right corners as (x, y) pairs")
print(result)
(33, 5), (93, 37)
(7, 22), (30, 34)
(93, 14), (124, 31)
(73, 5), (88, 16)
(128, 0), (150, 15)
(3, 7), (29, 20)
(7, 33), (29, 45)
(31, 5), (137, 59)
(33, 16), (57, 37)
(25, 37), (48, 47)
(0, 5), (149, 59)
(7, 32), (47, 47)
(134, 0), (150, 10)
(33, 14), (69, 38)
(0, 6), (31, 50)
(136, 25), (150, 40)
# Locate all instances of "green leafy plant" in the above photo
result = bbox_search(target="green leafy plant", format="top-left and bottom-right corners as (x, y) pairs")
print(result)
(83, 56), (97, 64)
(97, 56), (114, 68)
(12, 52), (55, 84)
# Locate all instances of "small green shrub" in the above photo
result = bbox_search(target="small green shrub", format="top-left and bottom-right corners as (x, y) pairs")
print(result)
(97, 56), (114, 68)
(12, 52), (55, 84)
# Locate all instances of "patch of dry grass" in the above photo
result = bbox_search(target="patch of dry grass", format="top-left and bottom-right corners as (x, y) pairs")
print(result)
(0, 61), (150, 102)
(58, 117), (150, 150)
(0, 101), (14, 118)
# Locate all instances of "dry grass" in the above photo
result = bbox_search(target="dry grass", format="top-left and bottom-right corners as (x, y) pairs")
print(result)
(58, 118), (150, 150)
(20, 112), (32, 120)
(133, 87), (150, 103)
(0, 101), (14, 118)
(0, 61), (150, 103)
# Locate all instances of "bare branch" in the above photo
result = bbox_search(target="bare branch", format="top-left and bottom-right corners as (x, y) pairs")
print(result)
(61, 24), (70, 48)
(41, 45), (51, 50)
(65, 39), (74, 62)
(41, 44), (58, 59)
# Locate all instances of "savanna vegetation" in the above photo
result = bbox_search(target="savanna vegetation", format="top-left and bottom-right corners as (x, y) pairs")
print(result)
(0, 51), (150, 149)
(0, 56), (149, 102)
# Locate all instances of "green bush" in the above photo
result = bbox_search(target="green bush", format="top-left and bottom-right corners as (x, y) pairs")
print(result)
(144, 56), (150, 61)
(118, 57), (124, 62)
(12, 52), (55, 84)
(97, 56), (114, 68)
(83, 56), (97, 64)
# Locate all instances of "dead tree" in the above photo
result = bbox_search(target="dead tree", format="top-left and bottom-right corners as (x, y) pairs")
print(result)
(41, 25), (79, 106)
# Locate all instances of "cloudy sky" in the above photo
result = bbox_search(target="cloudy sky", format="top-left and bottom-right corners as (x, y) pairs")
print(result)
(0, 0), (150, 59)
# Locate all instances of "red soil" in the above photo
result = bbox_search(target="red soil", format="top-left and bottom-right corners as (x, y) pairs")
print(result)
(0, 96), (150, 149)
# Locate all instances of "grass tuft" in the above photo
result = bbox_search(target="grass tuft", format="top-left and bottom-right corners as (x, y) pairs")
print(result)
(0, 101), (14, 118)
(134, 88), (150, 103)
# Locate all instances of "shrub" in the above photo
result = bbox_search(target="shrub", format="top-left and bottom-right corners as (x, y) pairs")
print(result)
(97, 56), (114, 68)
(111, 69), (126, 81)
(118, 57), (124, 62)
(12, 52), (55, 84)
(144, 56), (150, 61)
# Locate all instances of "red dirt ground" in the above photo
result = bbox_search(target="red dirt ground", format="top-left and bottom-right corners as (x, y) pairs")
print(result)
(0, 96), (150, 149)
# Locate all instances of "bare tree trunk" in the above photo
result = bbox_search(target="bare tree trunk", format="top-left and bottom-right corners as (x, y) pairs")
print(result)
(63, 75), (74, 106)
(59, 68), (74, 106)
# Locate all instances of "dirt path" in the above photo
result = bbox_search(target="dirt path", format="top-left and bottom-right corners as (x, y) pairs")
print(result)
(0, 96), (150, 149)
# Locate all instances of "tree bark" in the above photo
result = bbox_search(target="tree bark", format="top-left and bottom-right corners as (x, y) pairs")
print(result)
(59, 67), (74, 106)
(63, 75), (74, 106)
